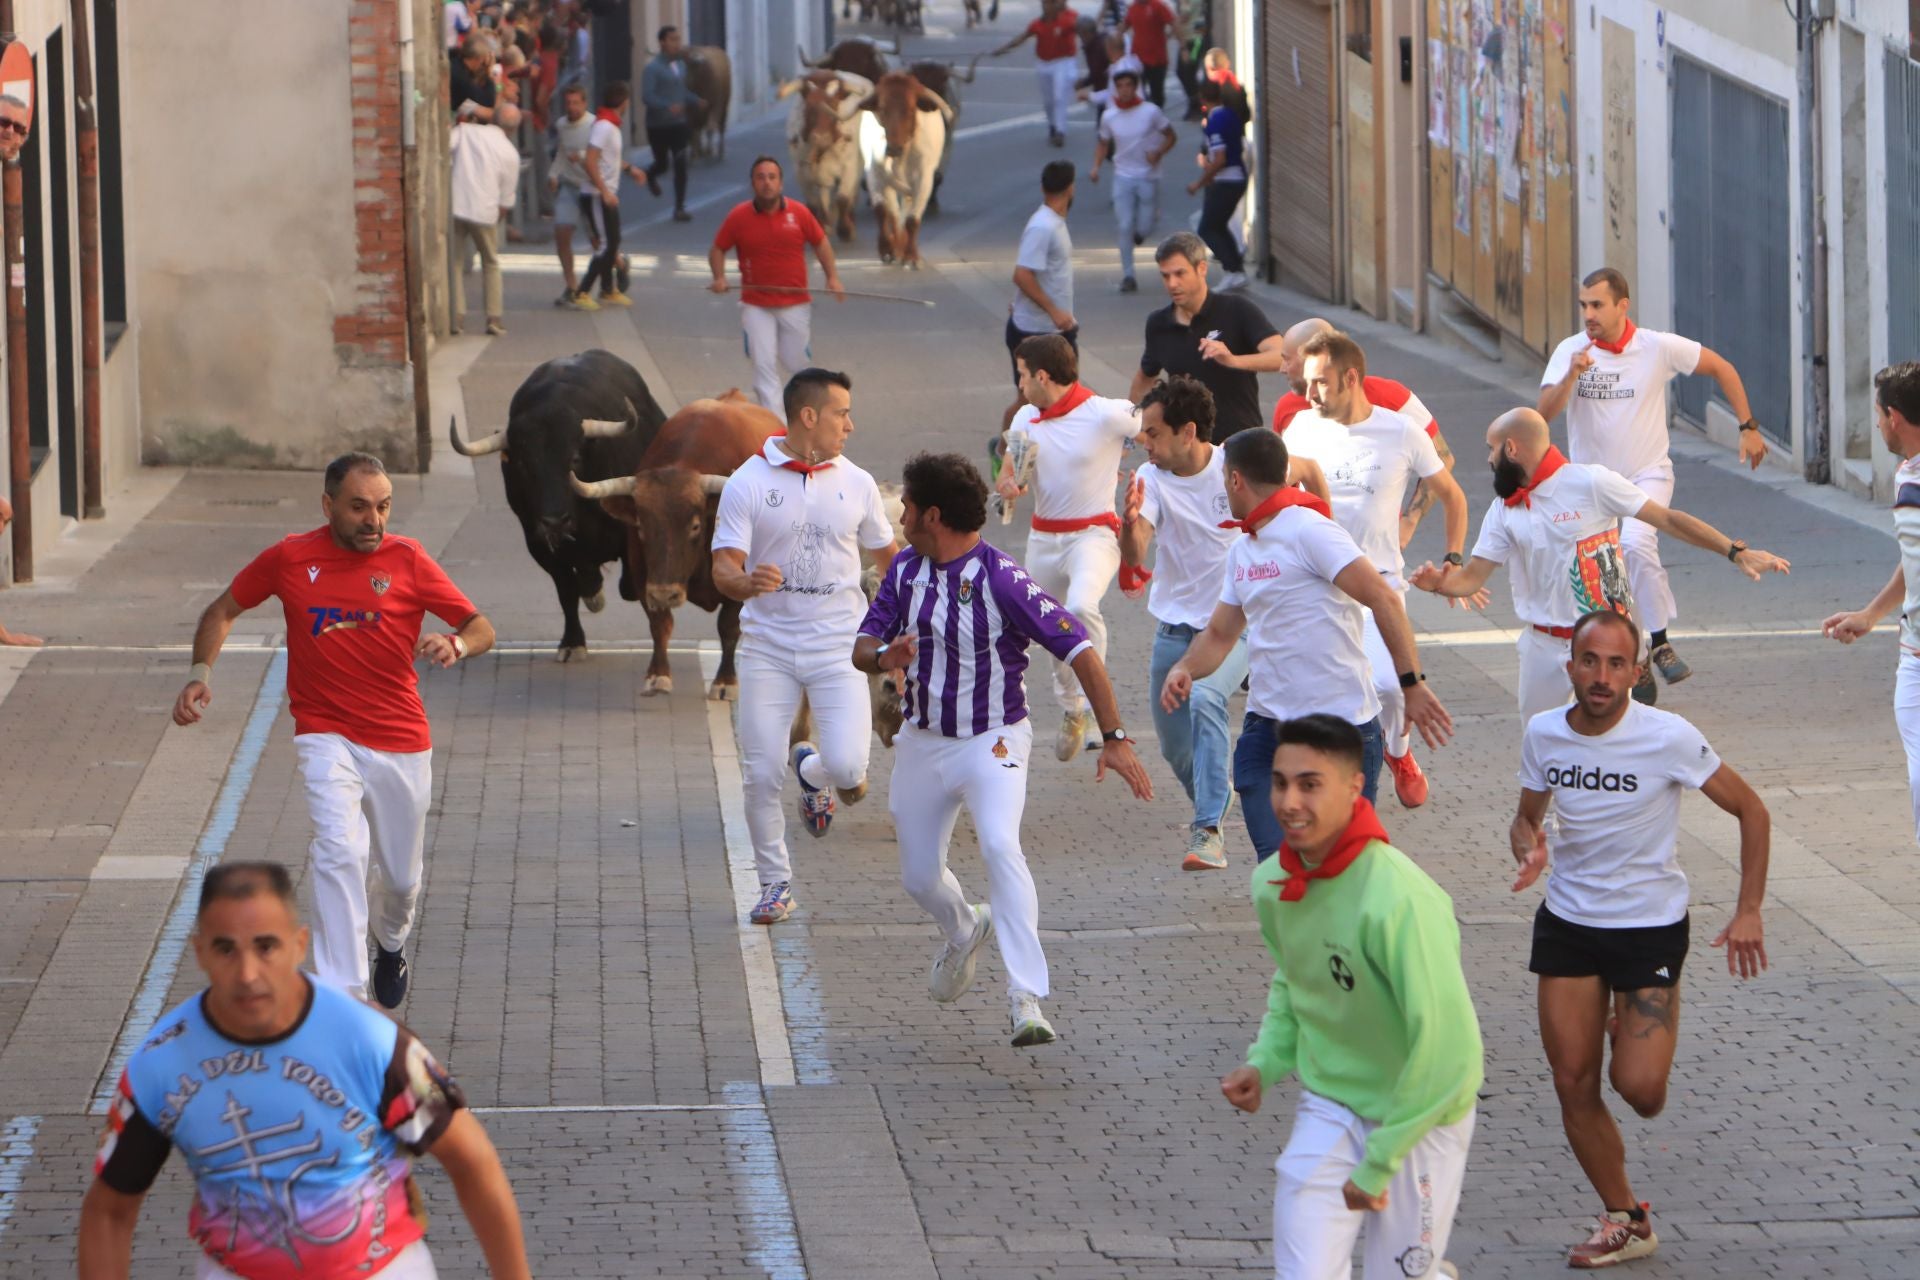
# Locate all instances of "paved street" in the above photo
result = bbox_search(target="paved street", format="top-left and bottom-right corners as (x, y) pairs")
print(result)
(4, 3), (1920, 1276)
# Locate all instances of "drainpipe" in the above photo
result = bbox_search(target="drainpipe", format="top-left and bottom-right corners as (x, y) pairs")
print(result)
(2, 0), (29, 582)
(398, 0), (431, 474)
(1798, 0), (1830, 485)
(70, 0), (102, 517)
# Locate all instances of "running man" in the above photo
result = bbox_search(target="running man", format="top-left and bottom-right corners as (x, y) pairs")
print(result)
(640, 24), (702, 222)
(576, 80), (648, 308)
(1185, 77), (1247, 291)
(173, 453), (494, 1007)
(80, 862), (530, 1280)
(1409, 408), (1789, 720)
(1281, 330), (1472, 810)
(1270, 316), (1458, 548)
(1087, 60), (1174, 293)
(990, 0), (1081, 148)
(1220, 714), (1481, 1280)
(548, 82), (598, 308)
(1539, 267), (1769, 699)
(712, 368), (898, 927)
(1002, 160), (1079, 434)
(1162, 428), (1452, 854)
(1510, 610), (1771, 1268)
(1133, 232), (1282, 434)
(1121, 0), (1180, 107)
(996, 334), (1140, 760)
(854, 452), (1152, 1047)
(710, 156), (848, 414)
(1821, 362), (1920, 849)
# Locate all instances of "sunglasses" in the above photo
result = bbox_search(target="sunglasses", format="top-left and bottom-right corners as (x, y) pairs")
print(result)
(0, 120), (26, 137)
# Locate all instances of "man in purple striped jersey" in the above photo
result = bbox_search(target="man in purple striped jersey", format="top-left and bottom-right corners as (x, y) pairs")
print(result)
(855, 452), (1153, 1047)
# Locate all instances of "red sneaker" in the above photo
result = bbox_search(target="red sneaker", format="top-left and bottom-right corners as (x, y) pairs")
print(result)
(1384, 749), (1429, 809)
(1568, 1205), (1657, 1268)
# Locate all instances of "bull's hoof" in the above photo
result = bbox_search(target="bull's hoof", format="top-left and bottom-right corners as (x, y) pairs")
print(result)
(708, 680), (737, 702)
(905, 259), (922, 271)
(584, 590), (607, 614)
(878, 250), (895, 264)
(836, 780), (869, 806)
(642, 673), (673, 696)
(558, 645), (588, 663)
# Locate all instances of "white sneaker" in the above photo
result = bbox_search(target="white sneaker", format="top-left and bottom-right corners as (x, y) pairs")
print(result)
(1054, 709), (1090, 762)
(929, 904), (994, 1003)
(1009, 991), (1056, 1047)
(1219, 271), (1249, 291)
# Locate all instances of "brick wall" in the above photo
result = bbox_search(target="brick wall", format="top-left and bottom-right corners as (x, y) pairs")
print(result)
(338, 1), (408, 366)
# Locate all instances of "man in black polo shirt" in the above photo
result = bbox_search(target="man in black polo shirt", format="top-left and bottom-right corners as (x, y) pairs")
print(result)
(1130, 231), (1284, 434)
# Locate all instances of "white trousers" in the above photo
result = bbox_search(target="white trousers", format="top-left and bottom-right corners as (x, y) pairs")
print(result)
(1036, 55), (1077, 134)
(1024, 526), (1120, 717)
(1361, 594), (1408, 756)
(1896, 653), (1920, 848)
(890, 719), (1048, 998)
(737, 639), (873, 886)
(1516, 625), (1574, 721)
(295, 733), (433, 1002)
(1272, 1091), (1475, 1280)
(199, 1241), (437, 1279)
(742, 302), (812, 415)
(1619, 462), (1677, 634)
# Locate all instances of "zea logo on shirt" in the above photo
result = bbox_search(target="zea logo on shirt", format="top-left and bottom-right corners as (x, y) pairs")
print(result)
(1543, 761), (1640, 792)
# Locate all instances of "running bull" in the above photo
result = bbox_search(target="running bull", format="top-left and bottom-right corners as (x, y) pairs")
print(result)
(858, 71), (952, 269)
(448, 349), (665, 661)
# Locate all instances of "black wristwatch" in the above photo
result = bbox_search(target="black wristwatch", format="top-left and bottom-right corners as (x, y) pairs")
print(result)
(1397, 671), (1426, 689)
(1103, 727), (1132, 744)
(1725, 539), (1749, 563)
(1442, 552), (1465, 567)
(1739, 419), (1760, 433)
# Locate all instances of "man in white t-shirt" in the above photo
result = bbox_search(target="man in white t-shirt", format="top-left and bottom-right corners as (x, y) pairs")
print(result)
(448, 105), (522, 337)
(1283, 329), (1472, 810)
(1002, 160), (1079, 434)
(1411, 408), (1789, 719)
(996, 334), (1141, 760)
(1509, 609), (1771, 1269)
(1161, 429), (1453, 861)
(712, 368), (899, 927)
(1539, 267), (1769, 697)
(1088, 60), (1175, 293)
(548, 84), (600, 309)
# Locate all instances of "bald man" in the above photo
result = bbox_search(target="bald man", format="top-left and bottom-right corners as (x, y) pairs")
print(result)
(1408, 409), (1789, 718)
(1271, 318), (1458, 548)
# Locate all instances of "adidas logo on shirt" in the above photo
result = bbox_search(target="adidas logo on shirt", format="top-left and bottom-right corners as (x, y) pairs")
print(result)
(1543, 764), (1640, 793)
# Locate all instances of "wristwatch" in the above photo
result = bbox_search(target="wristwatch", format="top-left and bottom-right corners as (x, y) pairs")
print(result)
(1398, 671), (1426, 689)
(1725, 539), (1749, 563)
(1442, 552), (1465, 567)
(1102, 727), (1132, 744)
(450, 634), (470, 660)
(1739, 419), (1760, 433)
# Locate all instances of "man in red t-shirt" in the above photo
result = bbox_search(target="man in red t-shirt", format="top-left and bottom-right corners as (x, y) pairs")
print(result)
(1272, 317), (1459, 547)
(1122, 0), (1179, 107)
(172, 453), (493, 1009)
(710, 155), (847, 413)
(992, 0), (1081, 146)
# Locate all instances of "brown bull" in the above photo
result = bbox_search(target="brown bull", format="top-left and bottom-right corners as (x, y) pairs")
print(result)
(858, 72), (952, 269)
(687, 45), (732, 158)
(801, 38), (889, 85)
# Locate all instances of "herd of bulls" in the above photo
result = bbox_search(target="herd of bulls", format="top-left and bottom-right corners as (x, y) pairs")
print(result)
(449, 349), (905, 759)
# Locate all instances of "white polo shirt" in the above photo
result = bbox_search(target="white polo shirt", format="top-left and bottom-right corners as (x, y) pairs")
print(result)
(711, 440), (896, 648)
(1468, 461), (1649, 629)
(1218, 507), (1379, 725)
(1520, 701), (1721, 929)
(1542, 325), (1702, 479)
(1896, 454), (1920, 654)
(1137, 446), (1236, 629)
(1012, 390), (1141, 522)
(1281, 405), (1444, 589)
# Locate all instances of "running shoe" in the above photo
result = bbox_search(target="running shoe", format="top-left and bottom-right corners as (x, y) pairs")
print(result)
(750, 880), (794, 925)
(571, 291), (601, 312)
(1182, 825), (1227, 870)
(372, 944), (409, 1009)
(1650, 643), (1691, 684)
(485, 320), (507, 336)
(1119, 276), (1139, 294)
(1384, 749), (1429, 808)
(1568, 1205), (1657, 1269)
(555, 290), (578, 308)
(792, 742), (835, 837)
(1009, 992), (1056, 1047)
(929, 904), (994, 1003)
(616, 253), (631, 292)
(1218, 271), (1249, 291)
(1054, 710), (1091, 762)
(1630, 668), (1658, 705)
(599, 289), (634, 307)
(673, 208), (693, 223)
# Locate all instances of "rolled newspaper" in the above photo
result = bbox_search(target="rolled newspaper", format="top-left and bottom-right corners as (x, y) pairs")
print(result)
(996, 429), (1037, 525)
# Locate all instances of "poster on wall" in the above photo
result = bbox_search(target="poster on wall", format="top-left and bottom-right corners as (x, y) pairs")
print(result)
(1429, 39), (1449, 147)
(1454, 136), (1472, 234)
(1452, 48), (1470, 158)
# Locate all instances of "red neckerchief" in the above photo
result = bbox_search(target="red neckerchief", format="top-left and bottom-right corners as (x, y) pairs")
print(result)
(1590, 318), (1636, 356)
(1271, 797), (1387, 902)
(595, 107), (623, 125)
(1032, 383), (1096, 422)
(1218, 486), (1330, 535)
(769, 435), (832, 476)
(1504, 446), (1568, 509)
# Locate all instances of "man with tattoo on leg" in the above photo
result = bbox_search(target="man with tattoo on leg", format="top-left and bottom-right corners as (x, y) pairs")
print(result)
(1509, 610), (1771, 1268)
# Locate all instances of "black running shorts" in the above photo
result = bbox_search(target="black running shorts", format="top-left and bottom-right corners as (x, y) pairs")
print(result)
(1528, 903), (1689, 992)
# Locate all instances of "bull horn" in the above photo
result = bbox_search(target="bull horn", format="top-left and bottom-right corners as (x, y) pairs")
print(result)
(917, 89), (955, 121)
(700, 474), (732, 495)
(579, 398), (639, 437)
(800, 43), (829, 69)
(448, 414), (506, 456)
(569, 471), (639, 500)
(957, 53), (982, 84)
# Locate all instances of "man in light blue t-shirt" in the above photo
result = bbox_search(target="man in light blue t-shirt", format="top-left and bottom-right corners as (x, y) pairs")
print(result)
(1001, 160), (1079, 433)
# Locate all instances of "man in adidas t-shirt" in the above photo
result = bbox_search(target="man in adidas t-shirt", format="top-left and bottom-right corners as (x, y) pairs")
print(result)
(1411, 408), (1788, 719)
(1539, 267), (1769, 697)
(1509, 610), (1771, 1269)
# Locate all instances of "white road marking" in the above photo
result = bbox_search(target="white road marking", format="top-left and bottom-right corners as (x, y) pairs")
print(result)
(0, 1115), (41, 1243)
(1411, 623), (1835, 649)
(721, 1080), (806, 1280)
(699, 645), (799, 1089)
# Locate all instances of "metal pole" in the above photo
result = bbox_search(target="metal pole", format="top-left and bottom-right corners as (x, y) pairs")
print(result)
(71, 0), (103, 517)
(3, 2), (30, 582)
(398, 0), (431, 475)
(1798, 0), (1830, 484)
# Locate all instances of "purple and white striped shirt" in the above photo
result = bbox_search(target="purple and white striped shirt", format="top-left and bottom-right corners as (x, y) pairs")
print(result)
(858, 539), (1092, 739)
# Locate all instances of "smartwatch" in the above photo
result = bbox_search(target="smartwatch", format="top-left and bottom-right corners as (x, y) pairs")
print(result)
(1739, 419), (1760, 433)
(1442, 552), (1465, 567)
(1102, 727), (1132, 744)
(1397, 671), (1425, 690)
(1725, 539), (1749, 563)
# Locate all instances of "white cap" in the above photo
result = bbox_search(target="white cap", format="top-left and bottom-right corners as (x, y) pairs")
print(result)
(1110, 56), (1145, 82)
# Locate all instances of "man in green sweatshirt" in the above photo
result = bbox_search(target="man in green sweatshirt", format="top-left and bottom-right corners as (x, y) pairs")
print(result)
(1221, 713), (1482, 1279)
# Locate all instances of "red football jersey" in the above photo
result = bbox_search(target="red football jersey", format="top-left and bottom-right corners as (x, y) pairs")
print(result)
(230, 528), (476, 753)
(712, 199), (826, 309)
